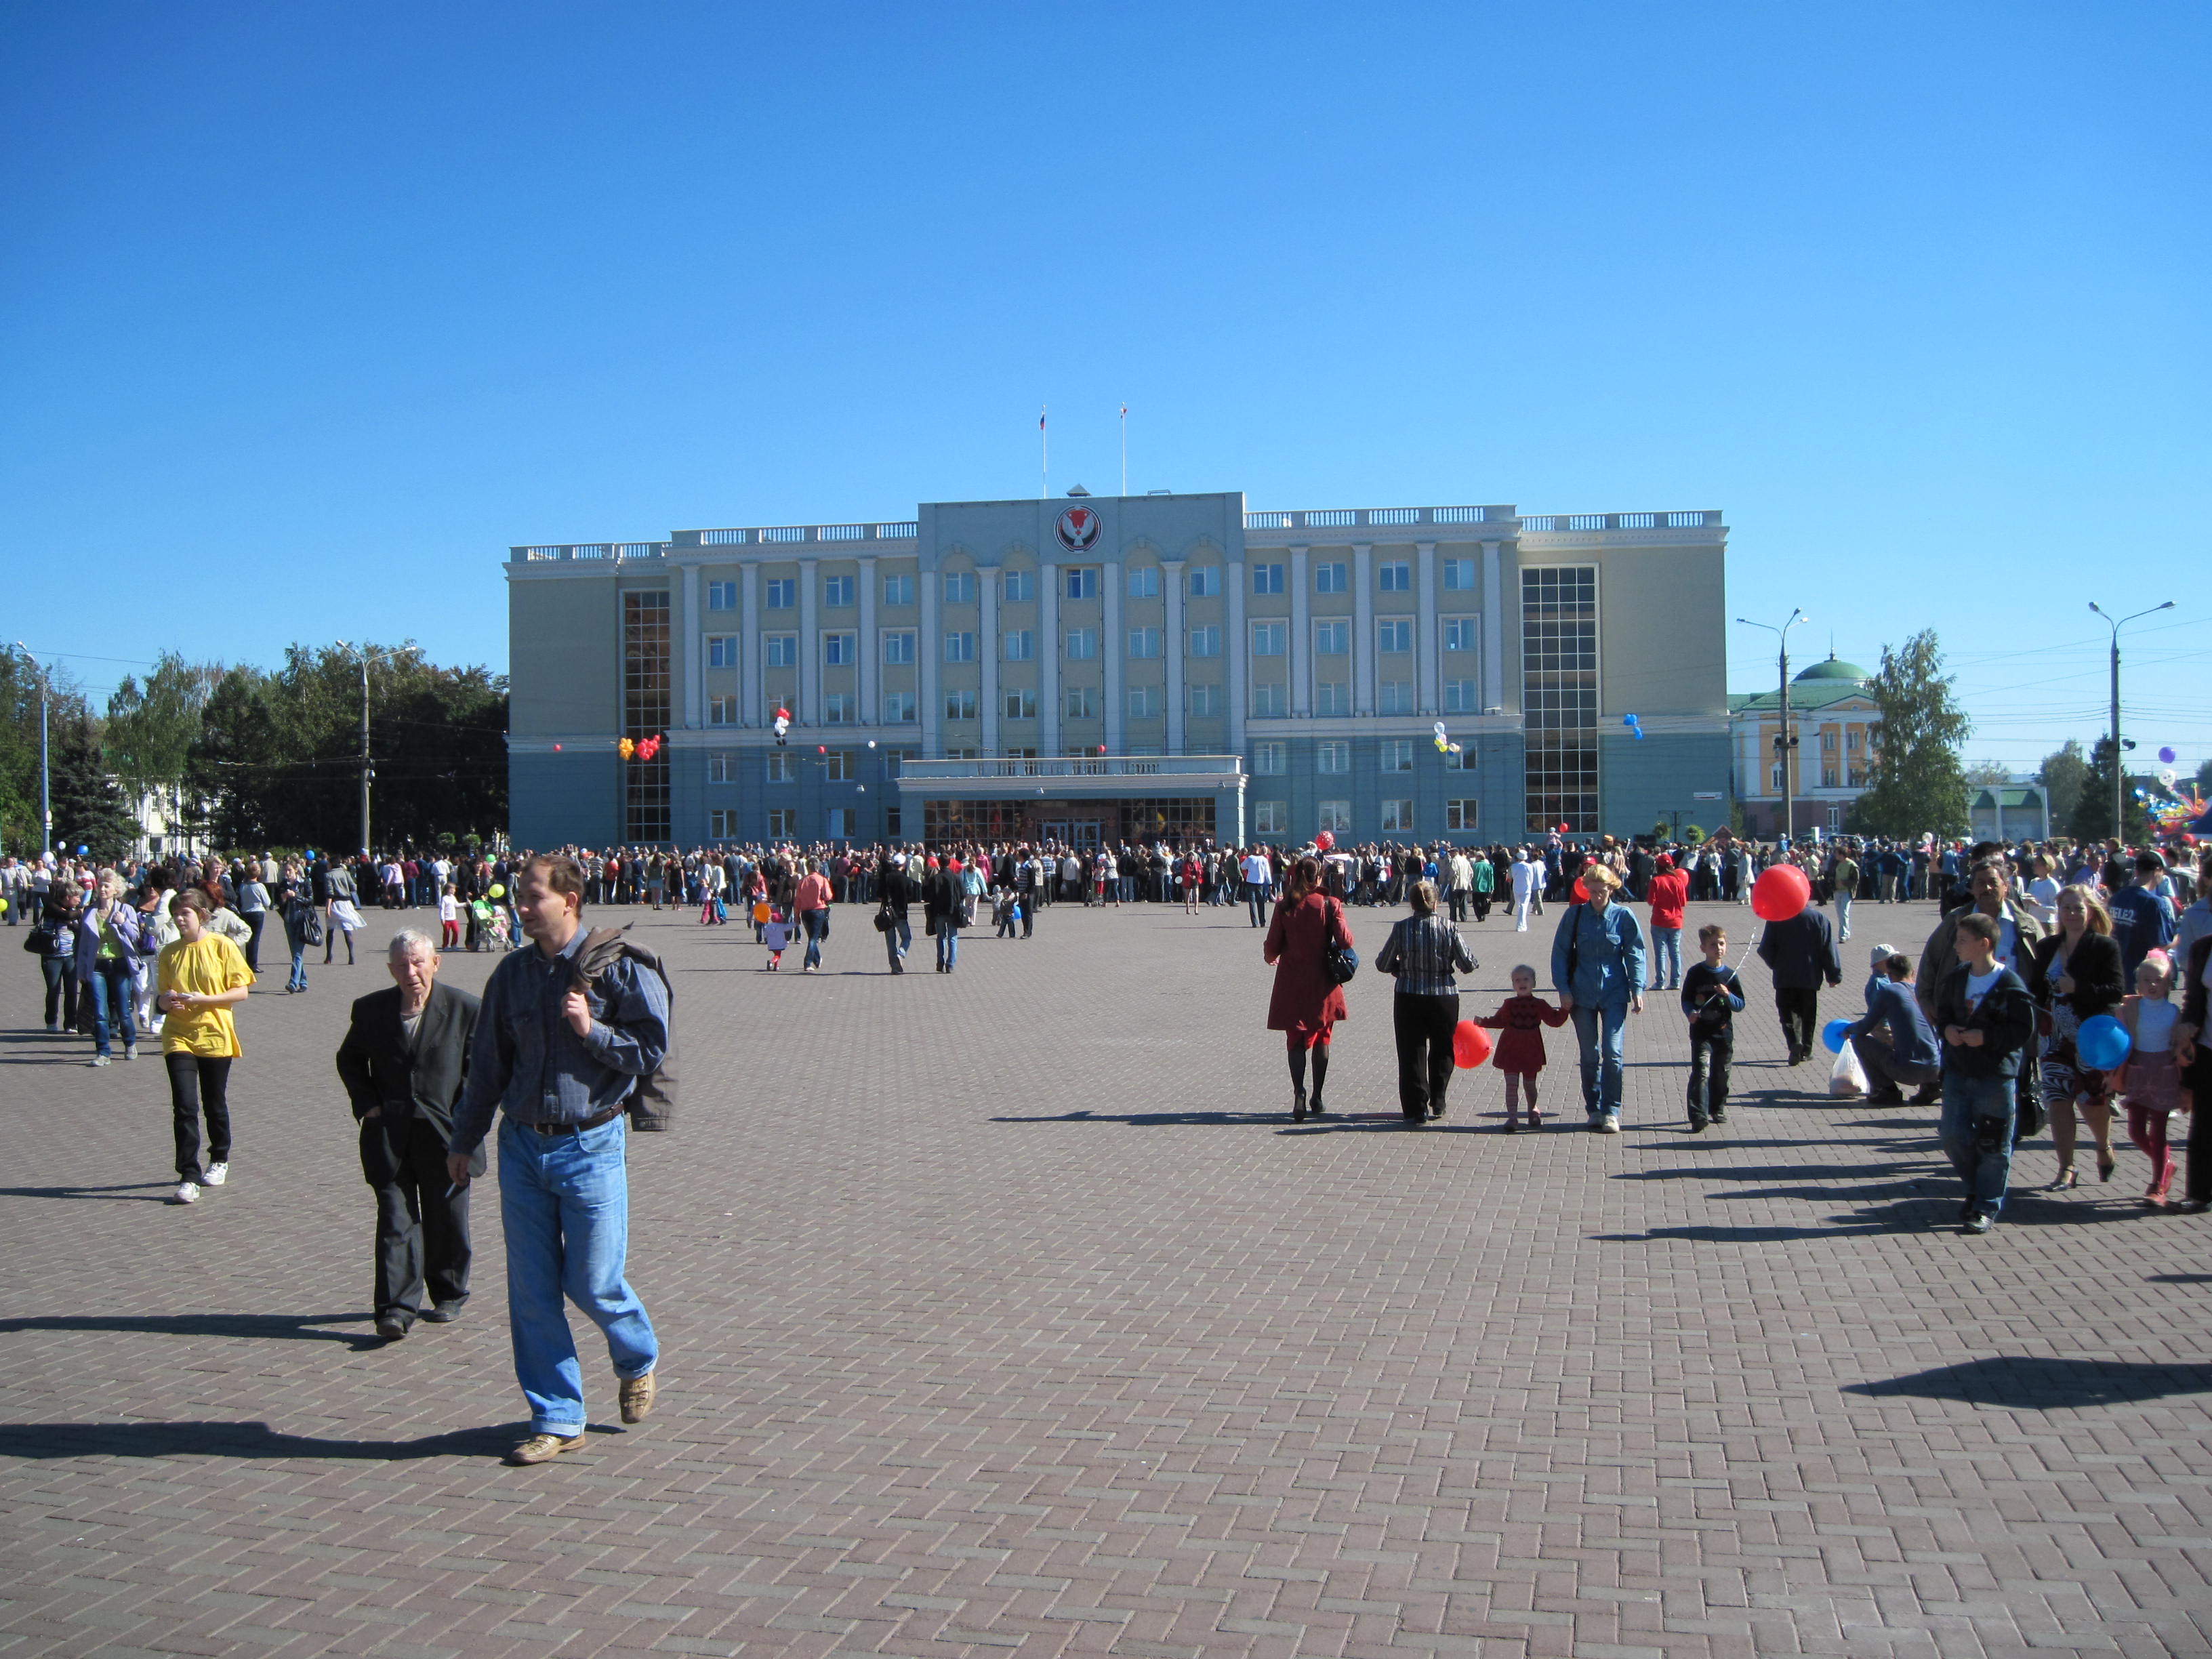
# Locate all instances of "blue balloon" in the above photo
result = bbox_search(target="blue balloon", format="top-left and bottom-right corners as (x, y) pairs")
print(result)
(1822, 1017), (1853, 1054)
(2076, 1015), (2131, 1072)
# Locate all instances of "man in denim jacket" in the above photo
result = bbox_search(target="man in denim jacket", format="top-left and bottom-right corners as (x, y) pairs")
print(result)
(1551, 863), (1647, 1133)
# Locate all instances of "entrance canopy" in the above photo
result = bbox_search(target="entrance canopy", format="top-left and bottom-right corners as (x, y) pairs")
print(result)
(898, 756), (1247, 848)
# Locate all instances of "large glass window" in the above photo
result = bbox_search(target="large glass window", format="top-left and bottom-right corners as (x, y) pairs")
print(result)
(882, 573), (915, 607)
(1127, 565), (1160, 598)
(1002, 569), (1034, 603)
(621, 590), (671, 842)
(1315, 562), (1347, 594)
(943, 571), (977, 605)
(707, 580), (737, 611)
(1253, 741), (1286, 775)
(1252, 563), (1284, 595)
(823, 575), (854, 608)
(1251, 621), (1286, 656)
(1441, 558), (1475, 591)
(1382, 739), (1414, 773)
(1522, 566), (1598, 834)
(1314, 620), (1349, 655)
(882, 630), (916, 665)
(1317, 741), (1351, 775)
(1189, 625), (1221, 657)
(765, 578), (795, 609)
(1188, 566), (1221, 598)
(707, 635), (739, 668)
(1378, 562), (1411, 592)
(1377, 619), (1411, 653)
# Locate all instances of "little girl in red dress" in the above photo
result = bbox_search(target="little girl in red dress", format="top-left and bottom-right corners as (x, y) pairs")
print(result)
(1476, 965), (1571, 1131)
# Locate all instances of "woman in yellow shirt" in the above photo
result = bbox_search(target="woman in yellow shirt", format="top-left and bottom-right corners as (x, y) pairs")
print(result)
(156, 889), (254, 1205)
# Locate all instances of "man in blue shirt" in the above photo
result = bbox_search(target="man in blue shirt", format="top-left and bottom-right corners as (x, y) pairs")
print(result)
(1843, 953), (1942, 1105)
(2108, 851), (2178, 981)
(1551, 863), (1647, 1133)
(448, 852), (670, 1467)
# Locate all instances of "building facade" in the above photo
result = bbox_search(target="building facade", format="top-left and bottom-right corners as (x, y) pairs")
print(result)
(506, 491), (1732, 849)
(1728, 657), (1879, 838)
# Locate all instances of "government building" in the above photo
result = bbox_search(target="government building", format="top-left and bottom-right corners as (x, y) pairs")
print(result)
(505, 491), (1733, 851)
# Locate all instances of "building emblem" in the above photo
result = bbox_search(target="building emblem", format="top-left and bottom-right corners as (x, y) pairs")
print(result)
(1054, 506), (1101, 554)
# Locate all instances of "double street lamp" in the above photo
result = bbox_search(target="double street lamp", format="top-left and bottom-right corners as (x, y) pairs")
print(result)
(333, 642), (420, 856)
(2087, 600), (2173, 842)
(1734, 609), (1811, 844)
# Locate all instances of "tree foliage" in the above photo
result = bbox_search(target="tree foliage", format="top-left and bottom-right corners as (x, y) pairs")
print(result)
(2037, 739), (2089, 834)
(1, 653), (98, 856)
(2068, 736), (2153, 844)
(1844, 630), (1971, 840)
(49, 711), (140, 861)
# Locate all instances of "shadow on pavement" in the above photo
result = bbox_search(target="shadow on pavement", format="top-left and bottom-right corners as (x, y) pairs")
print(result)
(1844, 1356), (2212, 1408)
(0, 1313), (384, 1348)
(0, 1181), (178, 1202)
(0, 1419), (525, 1460)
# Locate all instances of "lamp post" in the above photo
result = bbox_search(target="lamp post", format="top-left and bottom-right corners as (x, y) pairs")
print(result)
(2087, 600), (2173, 843)
(8, 642), (51, 858)
(1734, 609), (1810, 844)
(333, 642), (420, 856)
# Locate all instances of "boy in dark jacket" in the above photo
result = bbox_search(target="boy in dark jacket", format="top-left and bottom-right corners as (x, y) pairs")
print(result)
(1933, 912), (2039, 1234)
(1679, 924), (1744, 1132)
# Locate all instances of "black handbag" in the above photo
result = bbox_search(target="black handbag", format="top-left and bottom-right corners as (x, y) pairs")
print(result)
(1323, 900), (1359, 986)
(872, 906), (895, 933)
(24, 923), (51, 955)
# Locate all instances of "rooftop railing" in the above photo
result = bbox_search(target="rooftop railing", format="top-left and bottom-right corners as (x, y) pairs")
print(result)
(514, 542), (668, 560)
(1242, 506), (1509, 531)
(1519, 510), (1719, 532)
(899, 754), (1246, 783)
(670, 522), (920, 548)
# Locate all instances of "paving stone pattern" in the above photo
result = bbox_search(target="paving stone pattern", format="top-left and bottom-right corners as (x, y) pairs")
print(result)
(1, 895), (2208, 1659)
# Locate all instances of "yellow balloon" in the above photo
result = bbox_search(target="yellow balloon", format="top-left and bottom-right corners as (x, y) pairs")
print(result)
(487, 883), (506, 899)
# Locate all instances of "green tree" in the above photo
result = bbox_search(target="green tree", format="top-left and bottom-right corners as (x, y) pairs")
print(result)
(1843, 630), (1971, 840)
(106, 652), (224, 851)
(2037, 739), (2089, 834)
(48, 713), (140, 861)
(2068, 737), (2153, 843)
(1683, 823), (1706, 844)
(0, 653), (96, 856)
(1964, 761), (2010, 786)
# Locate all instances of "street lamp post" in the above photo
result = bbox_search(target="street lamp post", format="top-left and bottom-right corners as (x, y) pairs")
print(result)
(333, 642), (420, 856)
(9, 643), (51, 858)
(2087, 600), (2174, 844)
(1734, 609), (1811, 844)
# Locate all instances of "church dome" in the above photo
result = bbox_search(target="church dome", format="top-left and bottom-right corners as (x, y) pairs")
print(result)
(1795, 655), (1868, 684)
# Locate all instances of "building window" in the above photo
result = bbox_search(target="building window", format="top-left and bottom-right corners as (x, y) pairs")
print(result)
(1315, 562), (1347, 594)
(1521, 566), (1598, 834)
(1128, 684), (1157, 718)
(1821, 730), (1837, 751)
(883, 572), (915, 607)
(823, 575), (854, 608)
(1065, 567), (1099, 600)
(1317, 740), (1351, 775)
(1314, 620), (1349, 655)
(767, 751), (794, 783)
(1447, 745), (1477, 771)
(709, 808), (739, 840)
(1188, 566), (1221, 598)
(1446, 798), (1478, 831)
(1377, 619), (1411, 653)
(1381, 799), (1414, 834)
(823, 632), (856, 666)
(1827, 805), (1843, 832)
(1187, 682), (1218, 716)
(1128, 627), (1161, 659)
(1378, 680), (1413, 714)
(1379, 561), (1410, 592)
(943, 571), (976, 605)
(824, 750), (853, 781)
(1003, 629), (1034, 661)
(1251, 682), (1285, 717)
(945, 689), (978, 721)
(1065, 628), (1098, 659)
(768, 807), (795, 838)
(766, 577), (795, 609)
(1442, 558), (1475, 591)
(1254, 800), (1286, 834)
(1848, 766), (1866, 787)
(1770, 762), (1785, 791)
(1845, 729), (1858, 752)
(1126, 565), (1160, 598)
(1251, 621), (1286, 656)
(708, 751), (735, 783)
(1316, 681), (1349, 716)
(1004, 688), (1037, 720)
(1443, 679), (1478, 713)
(1252, 563), (1285, 595)
(882, 630), (916, 665)
(708, 695), (737, 725)
(827, 806), (853, 839)
(1382, 739), (1414, 773)
(883, 691), (916, 723)
(1822, 766), (1839, 788)
(621, 590), (671, 843)
(945, 631), (977, 663)
(707, 580), (737, 611)
(1443, 617), (1477, 653)
(822, 693), (853, 723)
(1254, 741), (1286, 775)
(1189, 625), (1221, 658)
(1002, 568), (1033, 603)
(1065, 685), (1097, 719)
(1318, 799), (1351, 833)
(707, 635), (739, 668)
(765, 633), (798, 669)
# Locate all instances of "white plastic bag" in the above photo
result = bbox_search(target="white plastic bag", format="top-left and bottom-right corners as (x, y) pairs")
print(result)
(1828, 1039), (1868, 1098)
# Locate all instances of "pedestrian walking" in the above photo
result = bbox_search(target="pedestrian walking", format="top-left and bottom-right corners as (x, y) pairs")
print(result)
(1758, 899), (1843, 1067)
(1374, 880), (1476, 1124)
(877, 854), (914, 972)
(36, 883), (81, 1032)
(1263, 855), (1351, 1121)
(794, 858), (832, 974)
(924, 858), (961, 972)
(1933, 912), (2037, 1235)
(2117, 957), (2186, 1206)
(1550, 863), (1645, 1132)
(1510, 849), (1541, 932)
(1645, 855), (1688, 990)
(325, 859), (363, 966)
(75, 869), (148, 1066)
(1473, 964), (1570, 1131)
(155, 889), (253, 1204)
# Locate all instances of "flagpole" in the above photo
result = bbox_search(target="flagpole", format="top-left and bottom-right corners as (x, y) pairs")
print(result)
(1040, 405), (1048, 499)
(1120, 404), (1127, 496)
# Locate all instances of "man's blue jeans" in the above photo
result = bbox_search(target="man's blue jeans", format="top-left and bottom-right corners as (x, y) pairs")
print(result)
(1938, 1071), (2015, 1220)
(1649, 927), (1682, 989)
(497, 1114), (658, 1437)
(1570, 999), (1629, 1120)
(801, 909), (827, 970)
(89, 964), (136, 1057)
(936, 920), (959, 970)
(882, 914), (910, 967)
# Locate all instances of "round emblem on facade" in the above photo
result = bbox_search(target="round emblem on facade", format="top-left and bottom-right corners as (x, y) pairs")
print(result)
(1054, 506), (1101, 554)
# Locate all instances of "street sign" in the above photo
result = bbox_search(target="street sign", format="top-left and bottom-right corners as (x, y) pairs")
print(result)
(1692, 791), (1723, 800)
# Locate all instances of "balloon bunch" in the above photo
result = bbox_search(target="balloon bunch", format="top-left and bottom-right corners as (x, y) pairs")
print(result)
(773, 707), (792, 746)
(1622, 713), (1644, 741)
(617, 734), (665, 761)
(1432, 721), (1462, 756)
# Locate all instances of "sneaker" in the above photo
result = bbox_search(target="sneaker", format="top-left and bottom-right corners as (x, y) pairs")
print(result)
(1961, 1212), (1994, 1235)
(1595, 1116), (1622, 1134)
(619, 1370), (657, 1424)
(171, 1181), (199, 1204)
(203, 1162), (228, 1187)
(505, 1432), (587, 1466)
(89, 1054), (110, 1067)
(123, 1043), (138, 1061)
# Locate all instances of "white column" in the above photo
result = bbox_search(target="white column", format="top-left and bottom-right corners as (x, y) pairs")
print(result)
(1039, 562), (1060, 755)
(1351, 542), (1373, 716)
(680, 563), (702, 729)
(1227, 558), (1248, 753)
(1103, 565), (1124, 753)
(1415, 541), (1437, 716)
(740, 562), (762, 727)
(858, 556), (878, 729)
(798, 557), (819, 727)
(980, 567), (1000, 754)
(1481, 540), (1504, 713)
(1289, 545), (1310, 718)
(1162, 558), (1186, 754)
(920, 565), (941, 758)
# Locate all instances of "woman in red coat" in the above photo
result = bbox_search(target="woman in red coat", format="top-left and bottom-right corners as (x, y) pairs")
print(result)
(1265, 855), (1352, 1120)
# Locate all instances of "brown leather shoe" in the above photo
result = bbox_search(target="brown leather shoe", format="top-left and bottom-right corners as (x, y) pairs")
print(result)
(504, 1432), (586, 1466)
(619, 1370), (657, 1425)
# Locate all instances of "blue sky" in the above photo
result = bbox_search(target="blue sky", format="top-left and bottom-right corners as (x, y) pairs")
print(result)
(3, 3), (2205, 773)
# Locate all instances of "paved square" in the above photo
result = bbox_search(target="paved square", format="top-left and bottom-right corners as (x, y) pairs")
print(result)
(2, 894), (2208, 1659)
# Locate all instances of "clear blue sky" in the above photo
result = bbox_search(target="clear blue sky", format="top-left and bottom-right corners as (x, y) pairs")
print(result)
(4, 3), (2205, 774)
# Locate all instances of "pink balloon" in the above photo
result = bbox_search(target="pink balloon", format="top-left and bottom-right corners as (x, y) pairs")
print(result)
(1314, 830), (1336, 852)
(1751, 863), (1812, 922)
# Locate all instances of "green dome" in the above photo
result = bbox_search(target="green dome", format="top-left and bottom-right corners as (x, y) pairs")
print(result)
(1795, 655), (1868, 684)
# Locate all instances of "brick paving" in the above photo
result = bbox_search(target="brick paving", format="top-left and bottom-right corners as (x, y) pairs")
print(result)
(1, 893), (2209, 1659)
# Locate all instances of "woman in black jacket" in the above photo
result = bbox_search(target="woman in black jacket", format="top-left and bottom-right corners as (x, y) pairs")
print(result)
(2022, 885), (2127, 1188)
(39, 884), (82, 1032)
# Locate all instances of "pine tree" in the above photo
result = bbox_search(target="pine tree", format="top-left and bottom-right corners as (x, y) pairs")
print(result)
(1843, 630), (1971, 840)
(48, 715), (141, 861)
(2068, 737), (2152, 843)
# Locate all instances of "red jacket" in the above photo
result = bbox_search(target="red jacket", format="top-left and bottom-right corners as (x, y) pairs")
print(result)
(1647, 869), (1689, 932)
(1263, 893), (1351, 1038)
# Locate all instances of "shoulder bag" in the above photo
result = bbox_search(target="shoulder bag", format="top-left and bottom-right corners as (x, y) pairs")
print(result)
(1323, 899), (1359, 986)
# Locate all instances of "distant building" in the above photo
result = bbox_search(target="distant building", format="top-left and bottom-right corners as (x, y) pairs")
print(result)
(1968, 784), (2050, 844)
(1729, 656), (1879, 838)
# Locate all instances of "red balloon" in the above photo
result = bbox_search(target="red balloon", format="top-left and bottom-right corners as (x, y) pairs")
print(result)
(1452, 1020), (1493, 1069)
(1570, 877), (1589, 903)
(1751, 863), (1812, 922)
(1314, 830), (1336, 852)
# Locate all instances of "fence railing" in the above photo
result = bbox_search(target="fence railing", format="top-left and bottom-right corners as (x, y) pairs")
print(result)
(898, 754), (1246, 783)
(668, 522), (921, 548)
